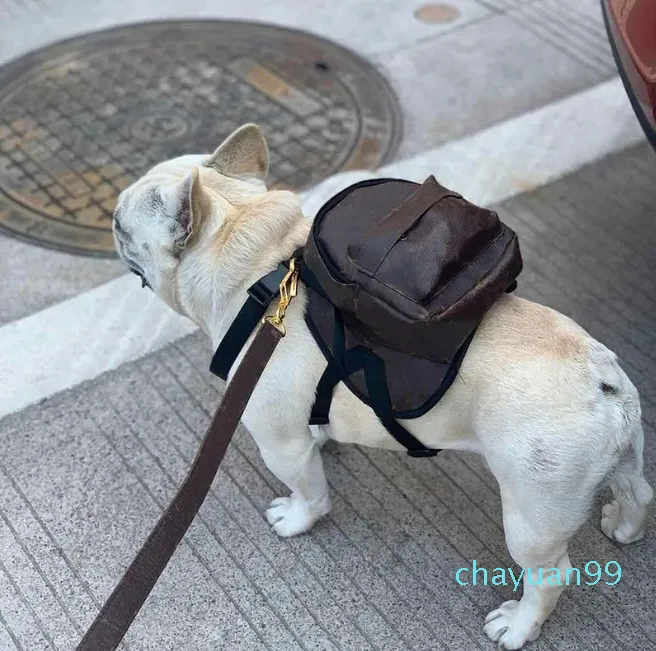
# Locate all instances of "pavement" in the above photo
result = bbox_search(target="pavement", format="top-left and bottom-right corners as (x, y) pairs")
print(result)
(1, 0), (656, 650)
(0, 0), (618, 324)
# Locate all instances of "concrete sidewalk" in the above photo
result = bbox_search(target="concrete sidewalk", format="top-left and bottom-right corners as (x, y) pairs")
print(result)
(2, 0), (656, 649)
(1, 143), (655, 651)
(0, 0), (618, 324)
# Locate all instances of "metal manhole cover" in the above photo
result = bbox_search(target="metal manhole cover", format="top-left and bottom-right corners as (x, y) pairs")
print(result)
(0, 21), (402, 257)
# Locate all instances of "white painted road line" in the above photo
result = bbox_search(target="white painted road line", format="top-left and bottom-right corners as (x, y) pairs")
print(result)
(302, 76), (645, 215)
(0, 76), (645, 418)
(0, 276), (198, 416)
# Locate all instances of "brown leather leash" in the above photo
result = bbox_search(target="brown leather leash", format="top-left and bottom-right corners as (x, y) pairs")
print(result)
(75, 260), (299, 651)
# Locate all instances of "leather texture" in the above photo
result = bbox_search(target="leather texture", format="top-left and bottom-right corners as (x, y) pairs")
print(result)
(75, 321), (284, 651)
(304, 287), (472, 417)
(303, 175), (523, 364)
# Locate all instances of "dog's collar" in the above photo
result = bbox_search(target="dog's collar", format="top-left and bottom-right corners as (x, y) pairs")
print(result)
(209, 259), (293, 380)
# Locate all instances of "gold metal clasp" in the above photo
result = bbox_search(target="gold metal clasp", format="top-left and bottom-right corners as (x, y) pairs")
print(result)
(263, 258), (299, 336)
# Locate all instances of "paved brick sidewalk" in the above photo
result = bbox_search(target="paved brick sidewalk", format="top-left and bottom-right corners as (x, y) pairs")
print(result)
(1, 143), (655, 651)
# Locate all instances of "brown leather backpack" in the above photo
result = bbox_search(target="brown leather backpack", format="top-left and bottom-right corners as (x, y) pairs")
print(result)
(212, 174), (522, 455)
(299, 175), (522, 455)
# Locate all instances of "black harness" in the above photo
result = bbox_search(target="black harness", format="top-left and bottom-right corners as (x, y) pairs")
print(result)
(209, 258), (484, 458)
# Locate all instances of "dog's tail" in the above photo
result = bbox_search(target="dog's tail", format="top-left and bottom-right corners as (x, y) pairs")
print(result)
(589, 340), (640, 443)
(592, 342), (654, 542)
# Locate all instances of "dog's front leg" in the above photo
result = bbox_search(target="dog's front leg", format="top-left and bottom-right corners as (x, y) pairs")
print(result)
(253, 423), (332, 537)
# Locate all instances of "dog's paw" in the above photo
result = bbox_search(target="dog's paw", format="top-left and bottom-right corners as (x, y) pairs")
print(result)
(601, 500), (622, 540)
(484, 601), (541, 650)
(265, 493), (332, 537)
(601, 500), (645, 544)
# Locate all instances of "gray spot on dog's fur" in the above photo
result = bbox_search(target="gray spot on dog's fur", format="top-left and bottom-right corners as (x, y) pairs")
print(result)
(148, 188), (165, 214)
(530, 445), (558, 474)
(169, 191), (192, 258)
(113, 215), (131, 242)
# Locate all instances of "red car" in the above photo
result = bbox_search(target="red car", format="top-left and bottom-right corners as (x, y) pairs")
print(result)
(603, 0), (656, 149)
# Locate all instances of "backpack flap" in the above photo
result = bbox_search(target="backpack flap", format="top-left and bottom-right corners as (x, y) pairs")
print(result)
(304, 176), (522, 362)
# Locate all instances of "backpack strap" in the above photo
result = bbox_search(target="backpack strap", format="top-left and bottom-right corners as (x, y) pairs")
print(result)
(210, 262), (290, 380)
(353, 175), (460, 277)
(211, 256), (440, 458)
(360, 351), (439, 457)
(309, 305), (439, 458)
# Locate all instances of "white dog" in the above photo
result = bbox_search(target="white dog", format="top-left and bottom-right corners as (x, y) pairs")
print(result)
(112, 124), (653, 650)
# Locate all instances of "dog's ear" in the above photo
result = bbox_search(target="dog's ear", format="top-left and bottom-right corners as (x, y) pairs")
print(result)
(205, 123), (269, 182)
(174, 167), (209, 251)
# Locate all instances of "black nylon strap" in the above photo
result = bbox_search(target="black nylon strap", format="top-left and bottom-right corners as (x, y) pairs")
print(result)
(360, 353), (438, 457)
(210, 263), (289, 380)
(213, 257), (441, 456)
(310, 366), (339, 425)
(310, 305), (345, 425)
(309, 309), (438, 456)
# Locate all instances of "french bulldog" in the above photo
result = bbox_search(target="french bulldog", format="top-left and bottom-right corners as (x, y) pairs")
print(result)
(112, 124), (653, 650)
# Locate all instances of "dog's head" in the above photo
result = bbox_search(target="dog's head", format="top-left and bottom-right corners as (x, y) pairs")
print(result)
(112, 124), (270, 310)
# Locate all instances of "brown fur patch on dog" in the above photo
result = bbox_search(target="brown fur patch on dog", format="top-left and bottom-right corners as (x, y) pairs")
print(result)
(476, 295), (588, 361)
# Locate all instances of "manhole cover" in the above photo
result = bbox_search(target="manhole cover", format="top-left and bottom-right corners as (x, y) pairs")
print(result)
(0, 21), (402, 257)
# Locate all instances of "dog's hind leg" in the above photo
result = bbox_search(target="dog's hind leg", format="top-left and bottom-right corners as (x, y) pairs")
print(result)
(601, 420), (654, 544)
(256, 425), (332, 538)
(479, 421), (607, 651)
(483, 479), (587, 650)
(591, 346), (655, 543)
